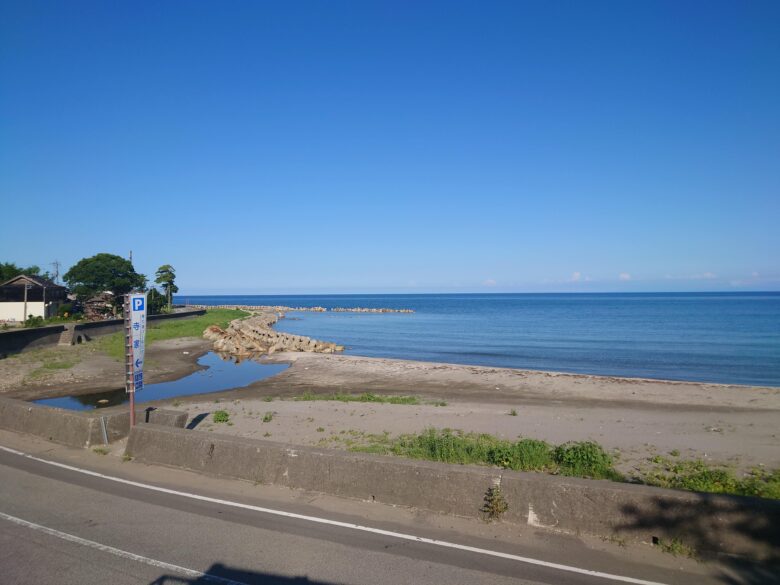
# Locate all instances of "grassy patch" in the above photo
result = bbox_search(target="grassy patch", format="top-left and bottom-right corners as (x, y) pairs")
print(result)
(93, 446), (110, 455)
(27, 354), (79, 380)
(262, 412), (274, 423)
(553, 441), (621, 480)
(213, 410), (230, 423)
(656, 537), (696, 558)
(350, 428), (620, 481)
(95, 308), (249, 360)
(295, 391), (420, 405)
(335, 428), (780, 500)
(642, 456), (780, 499)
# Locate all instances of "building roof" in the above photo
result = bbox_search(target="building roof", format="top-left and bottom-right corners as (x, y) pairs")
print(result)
(0, 274), (65, 289)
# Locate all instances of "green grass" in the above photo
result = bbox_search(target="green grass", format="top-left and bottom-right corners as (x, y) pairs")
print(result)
(351, 428), (618, 480)
(95, 308), (249, 359)
(28, 356), (79, 379)
(262, 412), (274, 423)
(213, 410), (230, 423)
(333, 427), (780, 500)
(642, 456), (780, 499)
(295, 390), (420, 405)
(656, 537), (696, 558)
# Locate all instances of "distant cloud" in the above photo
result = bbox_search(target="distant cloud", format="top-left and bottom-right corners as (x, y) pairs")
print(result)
(570, 271), (582, 282)
(752, 271), (760, 278)
(691, 272), (717, 280)
(619, 272), (631, 281)
(483, 279), (497, 287)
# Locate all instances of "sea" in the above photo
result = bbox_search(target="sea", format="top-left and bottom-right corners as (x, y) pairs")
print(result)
(175, 293), (780, 387)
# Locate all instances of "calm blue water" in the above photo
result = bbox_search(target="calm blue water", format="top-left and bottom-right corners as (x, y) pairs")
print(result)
(176, 293), (780, 387)
(36, 352), (288, 411)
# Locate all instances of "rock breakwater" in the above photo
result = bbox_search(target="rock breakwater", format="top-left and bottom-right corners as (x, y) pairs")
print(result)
(203, 311), (344, 357)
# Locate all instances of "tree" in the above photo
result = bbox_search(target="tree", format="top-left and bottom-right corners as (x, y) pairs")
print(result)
(154, 264), (178, 312)
(147, 287), (167, 315)
(0, 262), (44, 282)
(63, 253), (146, 311)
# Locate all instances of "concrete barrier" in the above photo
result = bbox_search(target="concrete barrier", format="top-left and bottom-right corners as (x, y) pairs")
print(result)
(0, 309), (207, 354)
(0, 325), (66, 355)
(0, 396), (187, 448)
(125, 424), (780, 561)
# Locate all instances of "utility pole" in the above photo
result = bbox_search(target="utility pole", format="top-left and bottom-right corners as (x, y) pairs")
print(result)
(23, 284), (30, 323)
(129, 250), (133, 264)
(50, 260), (61, 284)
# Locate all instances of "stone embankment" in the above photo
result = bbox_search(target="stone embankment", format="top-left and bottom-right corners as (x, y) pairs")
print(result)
(186, 304), (413, 314)
(203, 311), (344, 357)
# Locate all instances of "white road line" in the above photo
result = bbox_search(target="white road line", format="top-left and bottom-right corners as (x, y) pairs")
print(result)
(0, 444), (668, 585)
(0, 510), (246, 585)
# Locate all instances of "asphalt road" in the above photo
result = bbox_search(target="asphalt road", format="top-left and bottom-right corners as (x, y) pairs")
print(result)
(0, 445), (716, 585)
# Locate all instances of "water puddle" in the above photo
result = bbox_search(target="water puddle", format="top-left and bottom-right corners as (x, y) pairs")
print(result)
(34, 352), (288, 411)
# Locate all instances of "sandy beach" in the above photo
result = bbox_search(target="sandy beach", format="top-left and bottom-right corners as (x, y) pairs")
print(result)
(3, 325), (779, 475)
(167, 351), (780, 474)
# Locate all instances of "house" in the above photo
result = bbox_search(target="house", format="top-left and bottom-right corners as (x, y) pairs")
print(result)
(0, 274), (68, 322)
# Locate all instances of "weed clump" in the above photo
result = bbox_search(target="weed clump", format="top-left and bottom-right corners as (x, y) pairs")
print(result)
(213, 410), (230, 423)
(643, 457), (780, 499)
(262, 412), (274, 423)
(481, 485), (508, 522)
(553, 441), (619, 480)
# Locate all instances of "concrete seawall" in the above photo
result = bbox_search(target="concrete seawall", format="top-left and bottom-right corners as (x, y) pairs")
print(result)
(0, 309), (206, 354)
(0, 396), (187, 448)
(126, 423), (780, 561)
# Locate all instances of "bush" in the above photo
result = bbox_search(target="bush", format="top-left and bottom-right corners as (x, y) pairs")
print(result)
(213, 410), (230, 423)
(24, 315), (44, 328)
(553, 441), (618, 479)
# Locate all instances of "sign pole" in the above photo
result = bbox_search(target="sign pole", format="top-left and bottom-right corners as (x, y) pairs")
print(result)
(124, 295), (135, 426)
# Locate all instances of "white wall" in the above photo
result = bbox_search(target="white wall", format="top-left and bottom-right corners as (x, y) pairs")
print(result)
(0, 302), (59, 322)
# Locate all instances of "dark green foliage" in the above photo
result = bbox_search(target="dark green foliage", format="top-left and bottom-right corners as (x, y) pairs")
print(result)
(355, 428), (618, 480)
(644, 457), (780, 498)
(154, 264), (178, 311)
(553, 441), (618, 479)
(0, 262), (44, 282)
(64, 253), (146, 307)
(147, 288), (167, 315)
(24, 315), (44, 328)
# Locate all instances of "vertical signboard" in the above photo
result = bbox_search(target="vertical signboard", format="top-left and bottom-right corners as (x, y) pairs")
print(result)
(129, 292), (147, 392)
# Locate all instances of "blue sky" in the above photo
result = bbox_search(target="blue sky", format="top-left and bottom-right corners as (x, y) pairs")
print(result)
(1, 1), (778, 294)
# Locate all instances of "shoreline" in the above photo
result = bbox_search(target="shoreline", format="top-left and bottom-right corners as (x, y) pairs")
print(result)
(1, 308), (778, 477)
(166, 351), (780, 473)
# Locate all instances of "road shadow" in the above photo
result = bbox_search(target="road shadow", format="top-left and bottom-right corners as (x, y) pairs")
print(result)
(617, 492), (780, 584)
(149, 563), (334, 585)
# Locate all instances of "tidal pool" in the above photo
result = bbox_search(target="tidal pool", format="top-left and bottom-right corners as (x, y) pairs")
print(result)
(34, 352), (287, 411)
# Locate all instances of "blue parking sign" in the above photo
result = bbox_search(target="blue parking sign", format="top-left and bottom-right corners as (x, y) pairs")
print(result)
(132, 297), (145, 311)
